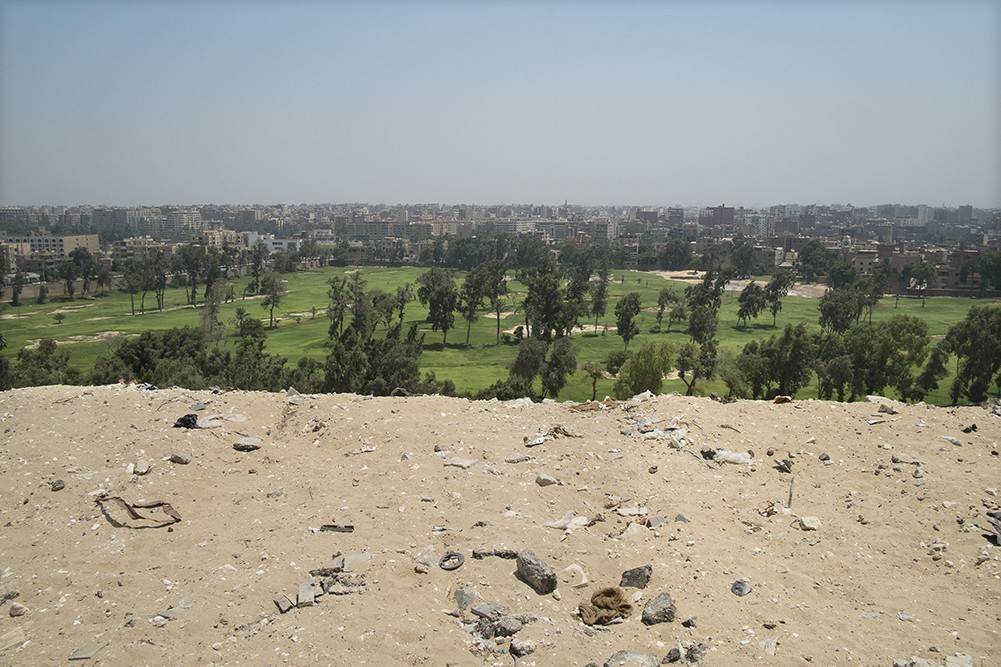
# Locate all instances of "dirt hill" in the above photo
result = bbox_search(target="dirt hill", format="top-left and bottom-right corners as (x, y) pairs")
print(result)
(0, 384), (998, 666)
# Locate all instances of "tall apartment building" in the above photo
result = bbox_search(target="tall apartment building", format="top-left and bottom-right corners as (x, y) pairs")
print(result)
(698, 205), (735, 228)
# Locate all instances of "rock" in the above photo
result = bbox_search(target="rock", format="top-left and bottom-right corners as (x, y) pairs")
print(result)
(415, 545), (436, 568)
(471, 603), (502, 620)
(681, 616), (697, 628)
(505, 455), (531, 464)
(674, 514), (689, 523)
(798, 516), (821, 531)
(641, 592), (676, 625)
(297, 580), (315, 608)
(343, 551), (372, 572)
(274, 595), (294, 613)
(233, 437), (262, 452)
(761, 637), (778, 656)
(663, 647), (682, 663)
(516, 550), (557, 594)
(731, 579), (752, 596)
(945, 655), (974, 667)
(134, 460), (151, 475)
(510, 638), (536, 657)
(620, 564), (653, 589)
(561, 563), (589, 588)
(455, 587), (476, 610)
(603, 650), (660, 667)
(444, 457), (477, 470)
(622, 522), (650, 540)
(8, 602), (27, 617)
(266, 487), (283, 499)
(494, 615), (523, 637)
(172, 413), (199, 429)
(536, 473), (559, 487)
(819, 452), (831, 462)
(169, 452), (191, 465)
(685, 644), (707, 662)
(50, 479), (65, 492)
(878, 402), (898, 415)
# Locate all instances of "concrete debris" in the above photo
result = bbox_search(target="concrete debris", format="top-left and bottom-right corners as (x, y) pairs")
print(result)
(516, 550), (557, 594)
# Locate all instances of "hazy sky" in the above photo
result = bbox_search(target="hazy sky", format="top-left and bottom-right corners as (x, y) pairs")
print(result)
(1, 0), (999, 208)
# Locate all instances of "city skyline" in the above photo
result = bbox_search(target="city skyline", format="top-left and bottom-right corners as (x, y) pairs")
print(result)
(1, 0), (999, 208)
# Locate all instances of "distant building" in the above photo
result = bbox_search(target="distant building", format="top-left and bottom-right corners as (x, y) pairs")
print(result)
(698, 205), (735, 229)
(2, 233), (99, 257)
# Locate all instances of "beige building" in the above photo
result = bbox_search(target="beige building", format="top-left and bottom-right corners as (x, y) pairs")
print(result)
(2, 233), (99, 257)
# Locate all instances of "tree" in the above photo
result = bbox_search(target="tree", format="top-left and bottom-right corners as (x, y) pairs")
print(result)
(582, 361), (605, 401)
(120, 261), (143, 316)
(818, 285), (864, 333)
(797, 240), (835, 282)
(764, 271), (794, 326)
(327, 275), (349, 338)
(769, 323), (816, 396)
(521, 258), (565, 342)
(13, 338), (80, 387)
(417, 267), (458, 344)
(509, 337), (548, 388)
(716, 348), (750, 399)
(656, 287), (679, 331)
(260, 271), (285, 328)
(248, 241), (269, 294)
(611, 341), (674, 399)
(676, 340), (718, 397)
(845, 315), (929, 400)
(827, 261), (857, 289)
(458, 266), (488, 347)
(481, 261), (508, 345)
(540, 337), (577, 399)
(916, 305), (1001, 404)
(736, 281), (766, 327)
(201, 280), (227, 340)
(591, 263), (612, 333)
(36, 284), (48, 305)
(53, 313), (65, 325)
(70, 247), (97, 294)
(658, 240), (692, 271)
(10, 272), (25, 307)
(614, 292), (642, 350)
(173, 243), (205, 305)
(57, 261), (78, 300)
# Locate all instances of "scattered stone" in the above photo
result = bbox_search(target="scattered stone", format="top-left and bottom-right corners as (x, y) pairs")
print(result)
(536, 473), (559, 487)
(233, 437), (262, 452)
(775, 459), (794, 473)
(663, 647), (682, 663)
(819, 452), (831, 462)
(641, 592), (676, 625)
(682, 616), (697, 628)
(172, 414), (199, 429)
(134, 460), (151, 475)
(516, 550), (557, 594)
(415, 545), (436, 568)
(266, 487), (283, 499)
(878, 403), (898, 415)
(50, 479), (65, 492)
(495, 615), (523, 637)
(444, 456), (477, 470)
(343, 551), (372, 572)
(68, 642), (109, 661)
(620, 564), (653, 589)
(472, 547), (519, 560)
(455, 587), (476, 610)
(505, 455), (531, 464)
(648, 465), (658, 474)
(685, 644), (707, 662)
(731, 579), (752, 597)
(510, 638), (536, 657)
(296, 581), (315, 608)
(169, 452), (191, 465)
(471, 603), (502, 620)
(940, 435), (963, 447)
(674, 514), (689, 523)
(761, 637), (778, 656)
(274, 595), (294, 614)
(8, 602), (27, 617)
(561, 563), (589, 588)
(603, 650), (660, 667)
(798, 516), (821, 531)
(622, 522), (650, 541)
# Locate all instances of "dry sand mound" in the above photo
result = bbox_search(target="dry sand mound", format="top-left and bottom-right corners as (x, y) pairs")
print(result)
(0, 385), (998, 666)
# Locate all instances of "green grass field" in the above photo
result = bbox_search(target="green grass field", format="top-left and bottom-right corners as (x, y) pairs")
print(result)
(3, 266), (998, 404)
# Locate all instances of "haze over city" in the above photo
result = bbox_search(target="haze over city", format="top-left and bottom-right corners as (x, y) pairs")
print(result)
(1, 0), (999, 208)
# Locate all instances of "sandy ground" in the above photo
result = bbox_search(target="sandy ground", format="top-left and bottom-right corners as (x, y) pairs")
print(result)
(0, 385), (998, 667)
(653, 271), (829, 299)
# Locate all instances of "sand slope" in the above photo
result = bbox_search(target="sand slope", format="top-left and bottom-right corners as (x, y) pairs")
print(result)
(0, 385), (998, 666)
